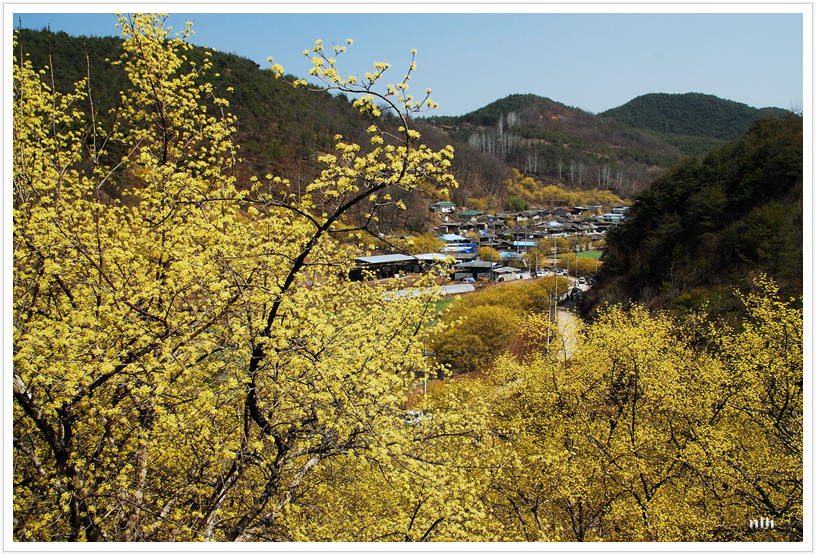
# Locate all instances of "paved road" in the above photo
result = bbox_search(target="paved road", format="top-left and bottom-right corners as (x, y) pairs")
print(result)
(552, 282), (590, 359)
(552, 306), (582, 359)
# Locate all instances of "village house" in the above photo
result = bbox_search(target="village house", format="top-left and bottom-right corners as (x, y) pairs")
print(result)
(430, 201), (456, 213)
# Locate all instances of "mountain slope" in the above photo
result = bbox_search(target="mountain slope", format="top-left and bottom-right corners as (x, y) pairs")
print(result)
(585, 113), (803, 317)
(601, 92), (791, 155)
(13, 27), (372, 185)
(423, 93), (687, 196)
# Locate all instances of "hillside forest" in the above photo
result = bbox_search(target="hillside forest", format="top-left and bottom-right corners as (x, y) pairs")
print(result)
(12, 15), (803, 542)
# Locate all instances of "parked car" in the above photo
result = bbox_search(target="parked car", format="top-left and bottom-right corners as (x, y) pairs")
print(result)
(579, 276), (586, 284)
(535, 269), (547, 278)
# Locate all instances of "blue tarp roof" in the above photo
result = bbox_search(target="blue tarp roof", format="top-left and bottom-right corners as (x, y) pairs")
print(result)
(440, 234), (468, 242)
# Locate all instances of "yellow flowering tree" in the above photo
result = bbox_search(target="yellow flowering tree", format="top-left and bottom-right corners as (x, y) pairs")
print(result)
(698, 276), (803, 540)
(486, 278), (802, 541)
(479, 246), (502, 263)
(279, 375), (512, 541)
(11, 13), (490, 542)
(400, 232), (445, 255)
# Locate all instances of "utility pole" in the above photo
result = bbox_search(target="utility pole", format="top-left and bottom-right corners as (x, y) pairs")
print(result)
(575, 246), (580, 284)
(546, 291), (552, 353)
(553, 238), (558, 325)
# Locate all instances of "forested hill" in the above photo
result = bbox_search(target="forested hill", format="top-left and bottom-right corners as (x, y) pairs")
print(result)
(602, 93), (790, 141)
(14, 27), (525, 222)
(585, 113), (803, 318)
(601, 93), (792, 157)
(12, 27), (374, 189)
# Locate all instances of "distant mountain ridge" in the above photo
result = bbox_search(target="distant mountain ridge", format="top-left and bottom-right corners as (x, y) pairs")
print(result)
(601, 92), (790, 140)
(14, 27), (793, 220)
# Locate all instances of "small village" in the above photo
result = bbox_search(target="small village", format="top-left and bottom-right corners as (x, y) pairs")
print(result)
(351, 201), (628, 287)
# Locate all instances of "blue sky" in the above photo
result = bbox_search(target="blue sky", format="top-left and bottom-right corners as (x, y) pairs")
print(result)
(9, 5), (808, 117)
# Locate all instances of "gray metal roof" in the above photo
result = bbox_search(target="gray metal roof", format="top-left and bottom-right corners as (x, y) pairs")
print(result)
(453, 260), (496, 269)
(356, 254), (417, 265)
(413, 253), (452, 261)
(438, 284), (476, 295)
(383, 283), (475, 301)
